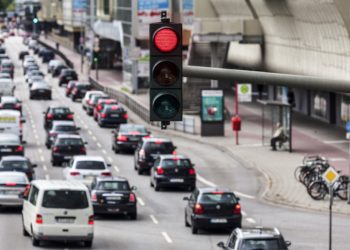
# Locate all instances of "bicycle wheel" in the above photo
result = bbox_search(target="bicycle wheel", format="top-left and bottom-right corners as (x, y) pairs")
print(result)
(336, 181), (348, 200)
(307, 181), (327, 200)
(294, 166), (303, 181)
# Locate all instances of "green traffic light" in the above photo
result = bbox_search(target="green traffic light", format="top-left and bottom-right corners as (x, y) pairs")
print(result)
(93, 57), (98, 62)
(33, 18), (38, 24)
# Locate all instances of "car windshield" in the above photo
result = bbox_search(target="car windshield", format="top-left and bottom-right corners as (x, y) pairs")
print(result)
(145, 142), (174, 153)
(120, 125), (147, 133)
(77, 85), (89, 90)
(106, 106), (124, 114)
(162, 159), (191, 168)
(241, 238), (281, 250)
(55, 125), (76, 132)
(52, 107), (70, 114)
(0, 138), (19, 145)
(0, 160), (29, 170)
(58, 138), (83, 146)
(0, 175), (27, 184)
(199, 193), (238, 204)
(76, 161), (105, 170)
(42, 190), (89, 209)
(97, 181), (130, 191)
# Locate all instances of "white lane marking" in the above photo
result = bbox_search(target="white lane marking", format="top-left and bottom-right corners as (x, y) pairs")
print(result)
(107, 156), (113, 163)
(114, 166), (120, 172)
(92, 136), (97, 141)
(97, 143), (102, 148)
(234, 191), (256, 200)
(34, 134), (39, 140)
(149, 215), (158, 224)
(137, 197), (145, 206)
(239, 143), (263, 148)
(323, 140), (348, 144)
(45, 174), (50, 180)
(84, 124), (88, 129)
(161, 232), (173, 244)
(196, 174), (216, 187)
(38, 149), (43, 154)
(246, 218), (256, 224)
(40, 156), (45, 162)
(88, 130), (92, 135)
(241, 210), (247, 217)
(36, 142), (40, 146)
(102, 149), (107, 155)
(43, 165), (47, 171)
(197, 174), (255, 199)
(329, 158), (347, 162)
(31, 124), (36, 129)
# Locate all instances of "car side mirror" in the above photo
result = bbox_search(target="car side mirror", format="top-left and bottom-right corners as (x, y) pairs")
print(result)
(84, 141), (88, 145)
(285, 241), (292, 247)
(174, 146), (177, 150)
(22, 141), (27, 144)
(21, 118), (26, 123)
(42, 112), (45, 114)
(32, 164), (37, 168)
(217, 242), (225, 249)
(183, 197), (189, 201)
(76, 127), (81, 130)
(111, 131), (115, 134)
(107, 163), (112, 167)
(131, 186), (137, 191)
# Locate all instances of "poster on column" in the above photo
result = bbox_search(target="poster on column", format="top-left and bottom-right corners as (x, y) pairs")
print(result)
(201, 90), (224, 122)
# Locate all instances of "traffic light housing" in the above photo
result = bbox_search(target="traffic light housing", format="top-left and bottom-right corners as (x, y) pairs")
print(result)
(149, 17), (182, 125)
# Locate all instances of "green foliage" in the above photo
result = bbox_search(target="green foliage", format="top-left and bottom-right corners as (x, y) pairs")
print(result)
(0, 0), (14, 12)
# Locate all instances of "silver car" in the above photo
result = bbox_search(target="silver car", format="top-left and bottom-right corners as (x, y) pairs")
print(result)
(0, 171), (29, 207)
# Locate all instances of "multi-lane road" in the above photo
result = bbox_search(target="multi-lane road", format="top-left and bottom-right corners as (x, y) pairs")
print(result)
(0, 36), (349, 249)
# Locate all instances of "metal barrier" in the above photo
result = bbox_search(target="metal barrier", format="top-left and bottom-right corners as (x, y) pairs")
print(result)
(89, 76), (196, 134)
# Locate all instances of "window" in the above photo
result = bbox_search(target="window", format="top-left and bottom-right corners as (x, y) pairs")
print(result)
(98, 181), (130, 191)
(341, 95), (350, 123)
(199, 193), (238, 204)
(29, 186), (39, 206)
(75, 161), (106, 170)
(55, 125), (76, 132)
(145, 142), (174, 154)
(0, 160), (29, 170)
(228, 234), (237, 248)
(241, 238), (281, 250)
(58, 138), (83, 146)
(103, 0), (110, 15)
(42, 190), (89, 209)
(162, 159), (191, 168)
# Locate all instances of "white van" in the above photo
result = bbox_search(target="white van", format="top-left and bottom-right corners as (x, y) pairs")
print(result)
(0, 110), (23, 140)
(0, 78), (14, 96)
(21, 180), (94, 247)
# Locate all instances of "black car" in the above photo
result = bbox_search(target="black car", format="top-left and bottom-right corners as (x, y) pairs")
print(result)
(134, 138), (176, 175)
(70, 83), (91, 101)
(45, 120), (80, 148)
(0, 134), (25, 158)
(184, 187), (242, 234)
(41, 50), (55, 63)
(150, 155), (196, 191)
(58, 69), (78, 86)
(112, 124), (150, 153)
(43, 106), (74, 130)
(0, 156), (37, 181)
(90, 177), (137, 219)
(29, 82), (52, 100)
(97, 104), (128, 127)
(86, 94), (109, 116)
(52, 64), (68, 77)
(19, 50), (29, 60)
(51, 134), (86, 166)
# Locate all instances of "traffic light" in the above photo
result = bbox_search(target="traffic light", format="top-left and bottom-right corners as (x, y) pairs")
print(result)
(149, 12), (182, 128)
(33, 18), (38, 24)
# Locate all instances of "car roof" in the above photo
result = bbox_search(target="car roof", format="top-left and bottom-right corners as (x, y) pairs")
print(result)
(73, 155), (105, 162)
(159, 155), (189, 160)
(1, 156), (28, 161)
(197, 187), (233, 193)
(142, 137), (172, 143)
(0, 134), (20, 141)
(235, 227), (282, 239)
(1, 96), (16, 102)
(49, 106), (70, 109)
(56, 134), (82, 139)
(0, 109), (20, 116)
(98, 98), (117, 103)
(96, 176), (128, 182)
(0, 171), (28, 178)
(52, 120), (75, 126)
(31, 180), (88, 191)
(0, 78), (12, 83)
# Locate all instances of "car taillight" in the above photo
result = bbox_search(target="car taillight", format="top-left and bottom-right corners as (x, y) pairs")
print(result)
(80, 147), (86, 153)
(67, 114), (74, 119)
(88, 100), (93, 105)
(5, 182), (17, 186)
(101, 172), (111, 177)
(189, 168), (196, 175)
(15, 104), (21, 109)
(117, 135), (127, 141)
(97, 105), (102, 110)
(16, 146), (23, 152)
(194, 203), (204, 214)
(129, 193), (136, 202)
(0, 104), (3, 108)
(156, 166), (164, 175)
(47, 114), (53, 119)
(49, 132), (57, 137)
(36, 214), (43, 224)
(101, 113), (107, 118)
(172, 150), (177, 155)
(139, 149), (145, 159)
(53, 147), (59, 153)
(70, 171), (80, 176)
(91, 191), (97, 202)
(233, 204), (241, 214)
(72, 88), (77, 93)
(88, 215), (94, 225)
(123, 113), (128, 119)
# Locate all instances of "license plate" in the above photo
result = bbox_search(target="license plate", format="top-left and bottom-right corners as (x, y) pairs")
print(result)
(107, 196), (121, 200)
(64, 156), (72, 159)
(38, 90), (45, 93)
(110, 114), (119, 118)
(129, 137), (139, 141)
(0, 148), (11, 152)
(108, 208), (120, 212)
(170, 179), (184, 183)
(84, 175), (95, 180)
(56, 218), (75, 224)
(5, 190), (20, 195)
(210, 218), (227, 223)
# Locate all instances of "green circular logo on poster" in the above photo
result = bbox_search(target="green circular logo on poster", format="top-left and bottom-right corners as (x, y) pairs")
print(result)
(240, 85), (249, 94)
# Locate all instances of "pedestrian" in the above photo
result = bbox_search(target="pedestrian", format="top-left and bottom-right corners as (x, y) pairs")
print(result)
(56, 42), (60, 51)
(270, 123), (286, 151)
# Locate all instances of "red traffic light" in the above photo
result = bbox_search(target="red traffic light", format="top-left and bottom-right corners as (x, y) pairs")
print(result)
(153, 28), (178, 53)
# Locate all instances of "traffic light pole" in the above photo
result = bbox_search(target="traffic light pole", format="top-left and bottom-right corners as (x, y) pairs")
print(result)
(183, 65), (350, 93)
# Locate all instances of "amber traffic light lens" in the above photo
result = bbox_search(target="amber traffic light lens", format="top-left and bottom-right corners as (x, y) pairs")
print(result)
(153, 61), (179, 86)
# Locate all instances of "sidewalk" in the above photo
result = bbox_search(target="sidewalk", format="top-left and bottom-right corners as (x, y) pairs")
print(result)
(40, 36), (350, 214)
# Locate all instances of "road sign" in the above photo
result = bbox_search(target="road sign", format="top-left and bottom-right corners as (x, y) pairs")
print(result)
(346, 121), (350, 132)
(322, 166), (339, 186)
(237, 83), (252, 102)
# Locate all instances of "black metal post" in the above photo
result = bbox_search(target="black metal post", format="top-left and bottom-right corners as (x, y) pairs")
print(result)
(329, 185), (333, 250)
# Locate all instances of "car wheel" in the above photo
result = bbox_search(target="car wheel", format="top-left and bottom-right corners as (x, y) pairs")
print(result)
(188, 185), (196, 192)
(154, 182), (160, 191)
(134, 162), (137, 170)
(185, 212), (190, 227)
(129, 212), (137, 220)
(114, 145), (120, 154)
(84, 240), (93, 247)
(137, 168), (143, 175)
(191, 223), (198, 234)
(150, 180), (154, 187)
(22, 218), (29, 236)
(31, 227), (40, 246)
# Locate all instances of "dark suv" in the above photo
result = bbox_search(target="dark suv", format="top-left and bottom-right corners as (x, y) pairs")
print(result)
(184, 187), (242, 234)
(134, 138), (176, 175)
(43, 106), (74, 130)
(217, 227), (291, 250)
(70, 83), (91, 101)
(58, 69), (78, 86)
(150, 155), (196, 191)
(51, 134), (86, 166)
(97, 104), (128, 127)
